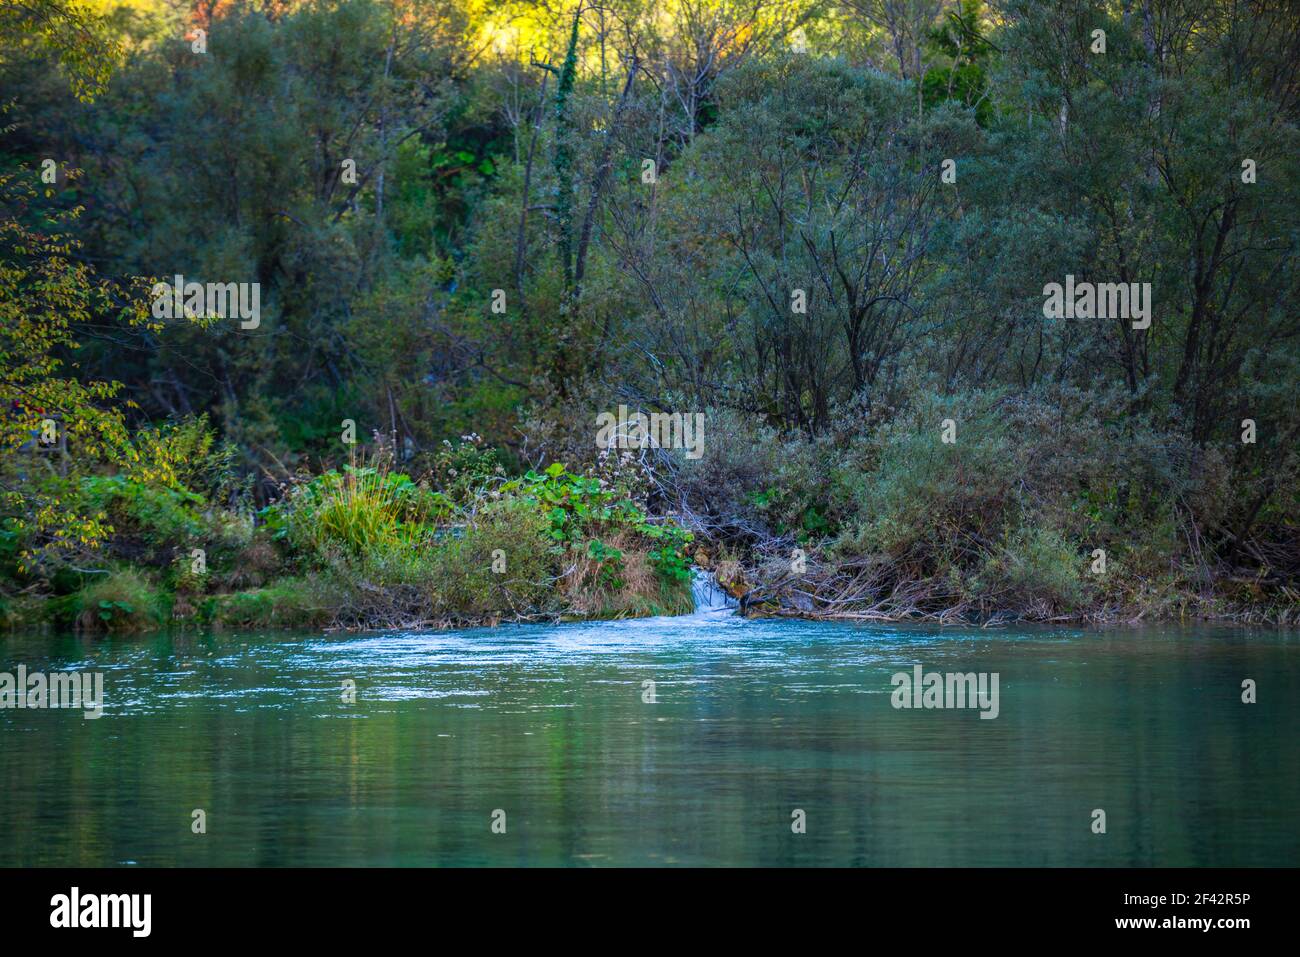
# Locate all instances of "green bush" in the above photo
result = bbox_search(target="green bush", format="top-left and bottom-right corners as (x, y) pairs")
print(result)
(423, 434), (507, 506)
(834, 389), (1019, 566)
(73, 569), (166, 633)
(425, 502), (560, 617)
(204, 577), (336, 630)
(501, 462), (694, 585)
(972, 524), (1089, 615)
(78, 474), (207, 561)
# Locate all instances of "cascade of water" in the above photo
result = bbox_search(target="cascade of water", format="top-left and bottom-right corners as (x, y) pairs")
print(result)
(690, 569), (738, 614)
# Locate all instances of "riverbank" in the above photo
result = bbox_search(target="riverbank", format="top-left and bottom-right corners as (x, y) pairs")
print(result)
(3, 538), (1291, 637)
(3, 425), (1295, 635)
(1, 438), (697, 635)
(705, 553), (1297, 628)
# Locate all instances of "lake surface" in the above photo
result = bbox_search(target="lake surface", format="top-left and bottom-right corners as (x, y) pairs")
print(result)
(2, 605), (1297, 867)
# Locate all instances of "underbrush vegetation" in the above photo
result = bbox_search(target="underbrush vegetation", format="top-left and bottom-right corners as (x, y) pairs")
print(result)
(662, 383), (1298, 625)
(0, 427), (696, 633)
(1, 386), (1293, 632)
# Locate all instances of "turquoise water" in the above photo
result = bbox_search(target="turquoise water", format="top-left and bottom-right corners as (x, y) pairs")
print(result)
(1, 612), (1297, 866)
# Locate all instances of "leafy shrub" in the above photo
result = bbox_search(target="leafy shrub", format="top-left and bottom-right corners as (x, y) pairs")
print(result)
(502, 462), (694, 584)
(325, 499), (559, 622)
(125, 415), (238, 499)
(204, 577), (336, 630)
(501, 462), (628, 546)
(423, 434), (506, 506)
(74, 569), (166, 633)
(76, 474), (207, 567)
(585, 538), (626, 589)
(425, 502), (559, 617)
(972, 524), (1089, 615)
(834, 389), (1019, 568)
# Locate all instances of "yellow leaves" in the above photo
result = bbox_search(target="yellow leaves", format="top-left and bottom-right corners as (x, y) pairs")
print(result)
(2, 172), (154, 452)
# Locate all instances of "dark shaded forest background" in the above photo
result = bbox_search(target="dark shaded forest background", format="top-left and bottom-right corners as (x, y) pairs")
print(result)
(2, 0), (1298, 626)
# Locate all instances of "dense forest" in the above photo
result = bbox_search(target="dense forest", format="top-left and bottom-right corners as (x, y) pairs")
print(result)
(1, 0), (1297, 630)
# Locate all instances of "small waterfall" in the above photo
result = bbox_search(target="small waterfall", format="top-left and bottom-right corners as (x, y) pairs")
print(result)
(690, 569), (738, 615)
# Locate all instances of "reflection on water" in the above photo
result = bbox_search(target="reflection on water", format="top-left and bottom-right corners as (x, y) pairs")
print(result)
(1, 614), (1297, 866)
